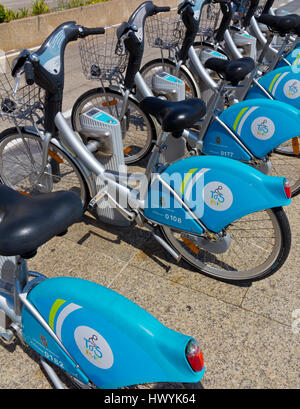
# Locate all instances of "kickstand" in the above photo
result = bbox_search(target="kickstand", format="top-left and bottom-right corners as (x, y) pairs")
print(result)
(40, 358), (65, 389)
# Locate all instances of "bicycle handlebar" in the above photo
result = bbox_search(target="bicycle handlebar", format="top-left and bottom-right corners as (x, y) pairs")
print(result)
(153, 6), (170, 13)
(119, 1), (171, 90)
(79, 26), (105, 37)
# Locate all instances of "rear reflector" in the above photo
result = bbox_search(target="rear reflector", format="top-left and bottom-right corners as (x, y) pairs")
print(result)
(185, 339), (204, 372)
(284, 179), (291, 199)
(292, 137), (299, 156)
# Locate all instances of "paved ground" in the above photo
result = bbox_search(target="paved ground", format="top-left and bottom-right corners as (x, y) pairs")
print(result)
(0, 0), (299, 390)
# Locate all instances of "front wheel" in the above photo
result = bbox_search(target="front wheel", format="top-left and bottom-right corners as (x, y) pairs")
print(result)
(160, 207), (291, 282)
(0, 127), (88, 207)
(71, 88), (156, 165)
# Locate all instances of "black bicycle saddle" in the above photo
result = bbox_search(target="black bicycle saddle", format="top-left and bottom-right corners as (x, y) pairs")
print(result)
(0, 186), (83, 258)
(205, 57), (255, 86)
(257, 13), (300, 36)
(140, 97), (206, 134)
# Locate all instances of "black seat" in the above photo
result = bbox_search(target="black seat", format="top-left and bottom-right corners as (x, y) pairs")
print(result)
(205, 57), (255, 86)
(0, 186), (83, 258)
(257, 14), (300, 36)
(139, 97), (206, 134)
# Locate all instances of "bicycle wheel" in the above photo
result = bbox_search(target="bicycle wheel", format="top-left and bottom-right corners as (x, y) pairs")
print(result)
(268, 138), (300, 197)
(0, 127), (88, 207)
(140, 58), (200, 99)
(160, 207), (291, 282)
(71, 88), (156, 165)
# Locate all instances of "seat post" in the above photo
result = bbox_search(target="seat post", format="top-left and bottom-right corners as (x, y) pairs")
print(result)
(14, 257), (28, 317)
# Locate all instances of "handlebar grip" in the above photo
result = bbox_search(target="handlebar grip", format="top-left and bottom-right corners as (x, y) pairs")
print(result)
(24, 61), (34, 86)
(80, 27), (105, 37)
(154, 6), (171, 14)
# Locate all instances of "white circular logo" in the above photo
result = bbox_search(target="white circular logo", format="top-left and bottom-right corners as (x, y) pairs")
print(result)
(203, 182), (233, 212)
(283, 79), (300, 99)
(74, 326), (114, 369)
(251, 117), (275, 140)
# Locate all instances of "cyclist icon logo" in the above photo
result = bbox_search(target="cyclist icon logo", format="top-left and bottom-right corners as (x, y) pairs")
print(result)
(287, 82), (298, 97)
(84, 334), (103, 361)
(203, 181), (233, 212)
(257, 119), (269, 138)
(210, 185), (225, 207)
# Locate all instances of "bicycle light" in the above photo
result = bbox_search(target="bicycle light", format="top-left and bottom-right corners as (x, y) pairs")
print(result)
(185, 339), (204, 372)
(284, 179), (291, 199)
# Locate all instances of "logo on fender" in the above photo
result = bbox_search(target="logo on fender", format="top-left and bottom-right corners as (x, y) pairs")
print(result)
(203, 182), (233, 211)
(283, 79), (300, 99)
(74, 326), (114, 369)
(251, 117), (275, 140)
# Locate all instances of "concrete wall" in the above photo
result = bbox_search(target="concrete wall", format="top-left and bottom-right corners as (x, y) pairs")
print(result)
(0, 0), (178, 51)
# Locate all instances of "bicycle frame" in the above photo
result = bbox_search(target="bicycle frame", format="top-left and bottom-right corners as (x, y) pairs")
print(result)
(54, 110), (291, 237)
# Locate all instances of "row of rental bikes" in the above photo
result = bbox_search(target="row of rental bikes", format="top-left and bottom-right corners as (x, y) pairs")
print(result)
(0, 0), (299, 389)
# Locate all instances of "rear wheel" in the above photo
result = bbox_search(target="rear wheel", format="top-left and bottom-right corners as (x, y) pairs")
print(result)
(71, 88), (156, 165)
(160, 207), (291, 282)
(0, 128), (88, 207)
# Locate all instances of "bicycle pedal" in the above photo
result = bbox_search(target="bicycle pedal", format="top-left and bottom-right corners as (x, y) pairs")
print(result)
(0, 323), (15, 344)
(88, 190), (107, 211)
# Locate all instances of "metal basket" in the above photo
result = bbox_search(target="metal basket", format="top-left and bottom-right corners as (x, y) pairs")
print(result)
(79, 29), (129, 82)
(232, 0), (252, 24)
(145, 11), (185, 50)
(255, 0), (271, 17)
(195, 2), (222, 42)
(0, 56), (44, 126)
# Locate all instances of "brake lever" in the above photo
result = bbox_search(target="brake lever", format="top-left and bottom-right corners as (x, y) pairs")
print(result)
(12, 72), (21, 95)
(116, 25), (138, 55)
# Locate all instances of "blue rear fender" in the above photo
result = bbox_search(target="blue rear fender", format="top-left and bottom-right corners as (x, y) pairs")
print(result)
(145, 156), (291, 233)
(23, 277), (204, 389)
(204, 98), (300, 159)
(246, 66), (300, 109)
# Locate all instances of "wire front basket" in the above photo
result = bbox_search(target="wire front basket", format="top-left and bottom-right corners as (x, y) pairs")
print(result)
(196, 2), (222, 42)
(145, 11), (185, 50)
(79, 29), (129, 82)
(0, 56), (44, 126)
(232, 0), (252, 25)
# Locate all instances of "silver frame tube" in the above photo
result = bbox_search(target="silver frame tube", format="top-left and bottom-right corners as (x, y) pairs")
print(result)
(188, 46), (219, 91)
(224, 29), (243, 59)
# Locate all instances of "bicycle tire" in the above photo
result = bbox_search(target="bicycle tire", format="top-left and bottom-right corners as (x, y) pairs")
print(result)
(160, 207), (291, 282)
(71, 88), (157, 165)
(0, 127), (89, 208)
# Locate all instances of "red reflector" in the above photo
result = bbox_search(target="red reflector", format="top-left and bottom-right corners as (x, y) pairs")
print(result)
(284, 179), (291, 199)
(185, 340), (204, 372)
